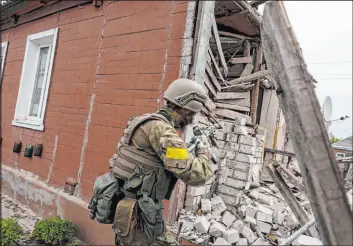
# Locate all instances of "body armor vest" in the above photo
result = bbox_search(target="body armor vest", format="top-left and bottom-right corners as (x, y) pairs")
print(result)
(110, 113), (177, 201)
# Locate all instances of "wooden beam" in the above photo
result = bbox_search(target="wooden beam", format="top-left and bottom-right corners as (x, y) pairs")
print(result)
(230, 56), (253, 64)
(250, 45), (264, 124)
(237, 0), (262, 27)
(221, 82), (254, 92)
(228, 70), (269, 85)
(276, 166), (306, 193)
(205, 63), (221, 91)
(208, 48), (225, 83)
(244, 40), (251, 57)
(218, 31), (253, 40)
(215, 102), (250, 112)
(262, 2), (352, 244)
(212, 16), (228, 76)
(266, 166), (318, 238)
(190, 1), (215, 84)
(204, 73), (217, 98)
(215, 98), (251, 107)
(216, 91), (250, 100)
(215, 109), (251, 121)
(240, 63), (254, 77)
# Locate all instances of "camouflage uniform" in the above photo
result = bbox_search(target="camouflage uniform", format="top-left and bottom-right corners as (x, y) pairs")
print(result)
(113, 108), (213, 245)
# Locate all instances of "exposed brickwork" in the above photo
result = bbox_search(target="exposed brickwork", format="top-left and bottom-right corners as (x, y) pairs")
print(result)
(1, 0), (189, 204)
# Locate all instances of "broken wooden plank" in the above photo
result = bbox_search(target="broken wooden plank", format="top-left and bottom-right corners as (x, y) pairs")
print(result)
(218, 30), (252, 40)
(208, 48), (225, 83)
(237, 0), (262, 27)
(204, 73), (217, 98)
(215, 98), (251, 107)
(190, 1), (215, 84)
(205, 63), (221, 91)
(215, 102), (250, 112)
(215, 109), (252, 122)
(262, 2), (352, 244)
(230, 56), (253, 64)
(221, 82), (254, 92)
(250, 45), (264, 124)
(228, 64), (244, 77)
(216, 91), (250, 100)
(240, 63), (254, 77)
(276, 166), (305, 193)
(212, 16), (228, 76)
(205, 97), (216, 112)
(244, 40), (251, 57)
(228, 70), (269, 85)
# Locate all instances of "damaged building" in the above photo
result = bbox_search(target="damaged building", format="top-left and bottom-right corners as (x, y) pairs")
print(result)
(1, 1), (348, 245)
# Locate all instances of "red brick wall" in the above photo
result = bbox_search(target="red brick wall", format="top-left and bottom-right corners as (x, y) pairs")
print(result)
(1, 1), (190, 201)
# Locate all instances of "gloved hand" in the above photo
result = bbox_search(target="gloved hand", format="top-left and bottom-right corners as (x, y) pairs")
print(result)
(195, 135), (211, 158)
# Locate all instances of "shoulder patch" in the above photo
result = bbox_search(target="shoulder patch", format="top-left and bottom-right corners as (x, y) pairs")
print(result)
(166, 147), (187, 160)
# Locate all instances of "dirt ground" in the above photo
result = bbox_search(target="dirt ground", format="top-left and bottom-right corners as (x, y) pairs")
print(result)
(1, 193), (85, 245)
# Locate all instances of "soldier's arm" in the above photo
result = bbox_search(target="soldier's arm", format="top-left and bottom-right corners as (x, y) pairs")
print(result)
(149, 120), (213, 186)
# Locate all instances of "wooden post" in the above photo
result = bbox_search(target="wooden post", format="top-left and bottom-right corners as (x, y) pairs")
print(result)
(262, 2), (353, 245)
(190, 1), (215, 84)
(250, 44), (263, 124)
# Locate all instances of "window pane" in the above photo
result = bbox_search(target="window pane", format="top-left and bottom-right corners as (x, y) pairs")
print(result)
(29, 47), (49, 117)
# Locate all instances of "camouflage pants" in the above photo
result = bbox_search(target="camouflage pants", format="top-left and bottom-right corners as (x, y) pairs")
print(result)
(116, 229), (178, 246)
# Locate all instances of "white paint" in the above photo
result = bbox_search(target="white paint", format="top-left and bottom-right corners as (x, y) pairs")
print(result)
(179, 1), (196, 78)
(12, 27), (58, 131)
(1, 41), (8, 80)
(47, 135), (58, 183)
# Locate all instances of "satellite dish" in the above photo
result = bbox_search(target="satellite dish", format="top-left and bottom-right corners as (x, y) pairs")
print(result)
(322, 96), (332, 122)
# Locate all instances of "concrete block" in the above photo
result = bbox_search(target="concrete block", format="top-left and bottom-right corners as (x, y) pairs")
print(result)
(293, 235), (322, 245)
(211, 196), (227, 216)
(224, 142), (240, 152)
(232, 220), (244, 231)
(236, 153), (254, 164)
(221, 120), (235, 132)
(252, 238), (270, 245)
(255, 126), (266, 136)
(214, 237), (231, 246)
(249, 189), (260, 199)
(246, 205), (257, 218)
(201, 199), (212, 213)
(244, 215), (257, 225)
(185, 196), (202, 207)
(194, 216), (210, 234)
(187, 186), (207, 197)
(223, 229), (240, 244)
(214, 139), (226, 149)
(237, 238), (248, 245)
(225, 177), (246, 189)
(218, 184), (242, 197)
(211, 196), (225, 206)
(255, 135), (266, 142)
(238, 144), (256, 155)
(274, 209), (286, 225)
(209, 222), (227, 237)
(218, 167), (231, 184)
(214, 130), (227, 141)
(185, 205), (199, 213)
(179, 219), (194, 231)
(221, 211), (237, 227)
(256, 211), (273, 224)
(212, 215), (222, 222)
(229, 133), (239, 143)
(206, 213), (212, 220)
(241, 225), (258, 244)
(232, 169), (249, 182)
(257, 204), (274, 216)
(239, 135), (257, 146)
(227, 160), (250, 172)
(218, 192), (240, 206)
(234, 125), (253, 135)
(256, 221), (271, 234)
(285, 213), (299, 229)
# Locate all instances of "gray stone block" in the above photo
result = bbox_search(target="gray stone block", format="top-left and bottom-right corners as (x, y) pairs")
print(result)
(241, 225), (258, 244)
(214, 237), (231, 246)
(256, 221), (271, 234)
(194, 216), (210, 234)
(201, 199), (212, 213)
(225, 177), (246, 189)
(232, 169), (249, 182)
(256, 211), (273, 224)
(221, 211), (237, 227)
(209, 222), (227, 237)
(223, 229), (240, 244)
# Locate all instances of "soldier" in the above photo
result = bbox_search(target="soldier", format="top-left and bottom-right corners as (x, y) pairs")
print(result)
(110, 78), (214, 245)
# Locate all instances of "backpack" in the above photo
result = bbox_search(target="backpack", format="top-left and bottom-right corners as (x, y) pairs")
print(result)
(88, 172), (123, 224)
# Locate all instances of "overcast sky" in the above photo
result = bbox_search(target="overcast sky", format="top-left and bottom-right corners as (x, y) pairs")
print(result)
(260, 1), (352, 139)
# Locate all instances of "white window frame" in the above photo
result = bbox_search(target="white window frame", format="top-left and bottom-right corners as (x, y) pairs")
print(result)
(12, 28), (58, 131)
(336, 152), (346, 158)
(1, 41), (8, 80)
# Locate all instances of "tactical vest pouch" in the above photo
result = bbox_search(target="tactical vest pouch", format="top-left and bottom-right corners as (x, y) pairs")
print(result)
(114, 198), (137, 244)
(88, 172), (121, 224)
(137, 197), (165, 239)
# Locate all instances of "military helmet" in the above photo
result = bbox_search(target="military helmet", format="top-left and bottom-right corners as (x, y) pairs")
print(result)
(163, 78), (207, 113)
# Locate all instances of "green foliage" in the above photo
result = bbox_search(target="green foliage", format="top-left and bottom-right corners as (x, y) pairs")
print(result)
(331, 136), (340, 144)
(32, 216), (75, 246)
(1, 218), (23, 246)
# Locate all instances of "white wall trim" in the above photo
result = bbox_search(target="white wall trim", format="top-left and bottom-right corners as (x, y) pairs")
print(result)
(1, 41), (8, 81)
(12, 27), (59, 131)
